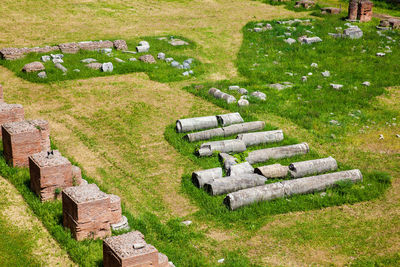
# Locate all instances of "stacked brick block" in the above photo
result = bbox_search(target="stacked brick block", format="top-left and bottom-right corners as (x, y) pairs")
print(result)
(62, 184), (124, 241)
(2, 120), (50, 167)
(0, 102), (25, 137)
(103, 231), (170, 267)
(348, 0), (373, 22)
(29, 150), (83, 201)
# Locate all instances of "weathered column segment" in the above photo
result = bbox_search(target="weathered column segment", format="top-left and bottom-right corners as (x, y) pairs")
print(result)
(246, 143), (309, 164)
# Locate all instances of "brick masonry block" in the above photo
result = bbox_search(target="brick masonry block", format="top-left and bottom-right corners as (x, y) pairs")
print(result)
(0, 102), (25, 137)
(103, 231), (163, 267)
(109, 194), (122, 224)
(72, 165), (83, 185)
(2, 120), (50, 167)
(29, 150), (73, 202)
(62, 184), (111, 241)
(358, 0), (373, 22)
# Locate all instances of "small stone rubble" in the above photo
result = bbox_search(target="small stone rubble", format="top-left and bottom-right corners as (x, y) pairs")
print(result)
(294, 0), (316, 9)
(113, 40), (128, 50)
(139, 54), (156, 63)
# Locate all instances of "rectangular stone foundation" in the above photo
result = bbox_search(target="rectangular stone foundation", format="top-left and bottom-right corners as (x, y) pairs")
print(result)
(2, 120), (50, 167)
(103, 231), (169, 267)
(0, 102), (25, 137)
(29, 150), (73, 202)
(62, 184), (111, 241)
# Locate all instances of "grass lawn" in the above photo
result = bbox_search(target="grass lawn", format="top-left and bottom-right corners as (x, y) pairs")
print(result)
(0, 36), (203, 83)
(0, 0), (399, 266)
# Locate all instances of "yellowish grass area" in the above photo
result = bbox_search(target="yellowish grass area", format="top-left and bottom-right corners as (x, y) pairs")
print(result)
(0, 177), (75, 266)
(0, 0), (399, 266)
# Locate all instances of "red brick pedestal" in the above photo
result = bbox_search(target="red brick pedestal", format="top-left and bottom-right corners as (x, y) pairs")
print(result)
(103, 231), (169, 267)
(2, 120), (50, 167)
(29, 150), (73, 201)
(62, 184), (112, 241)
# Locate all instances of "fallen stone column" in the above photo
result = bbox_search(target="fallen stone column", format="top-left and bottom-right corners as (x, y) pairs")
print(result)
(237, 130), (284, 146)
(283, 169), (362, 195)
(228, 162), (254, 176)
(198, 139), (246, 157)
(204, 174), (267, 195)
(208, 88), (236, 104)
(246, 143), (309, 164)
(224, 182), (285, 210)
(216, 112), (244, 126)
(185, 121), (265, 142)
(224, 169), (362, 210)
(192, 167), (223, 188)
(219, 153), (238, 172)
(289, 156), (338, 178)
(255, 163), (289, 178)
(223, 121), (265, 136)
(176, 115), (218, 133)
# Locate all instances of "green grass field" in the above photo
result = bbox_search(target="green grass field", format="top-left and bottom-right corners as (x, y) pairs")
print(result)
(0, 0), (399, 266)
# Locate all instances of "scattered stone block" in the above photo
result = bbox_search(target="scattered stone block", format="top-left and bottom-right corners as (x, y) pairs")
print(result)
(38, 71), (47, 79)
(251, 91), (266, 101)
(52, 58), (64, 64)
(113, 40), (128, 51)
(136, 41), (150, 53)
(139, 55), (156, 63)
(29, 150), (74, 201)
(376, 52), (385, 57)
(322, 71), (330, 77)
(168, 39), (189, 46)
(311, 63), (318, 68)
(78, 40), (114, 51)
(59, 42), (79, 54)
(55, 63), (67, 73)
(103, 231), (167, 267)
(362, 81), (370, 86)
(330, 83), (343, 90)
(157, 52), (165, 60)
(81, 58), (97, 63)
(62, 184), (111, 241)
(102, 62), (114, 72)
(301, 37), (322, 44)
(41, 55), (51, 62)
(86, 62), (103, 70)
(295, 0), (315, 9)
(321, 7), (341, 14)
(284, 38), (296, 45)
(0, 102), (25, 137)
(182, 71), (189, 76)
(115, 58), (125, 63)
(2, 120), (50, 167)
(128, 58), (137, 62)
(22, 62), (45, 72)
(267, 83), (292, 90)
(344, 27), (363, 39)
(238, 99), (250, 107)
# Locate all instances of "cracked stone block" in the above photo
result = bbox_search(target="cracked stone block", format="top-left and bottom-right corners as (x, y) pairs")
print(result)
(2, 120), (50, 167)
